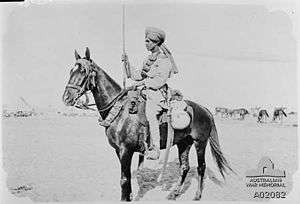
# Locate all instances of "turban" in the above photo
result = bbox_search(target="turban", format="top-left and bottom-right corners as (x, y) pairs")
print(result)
(145, 27), (166, 45)
(145, 27), (178, 75)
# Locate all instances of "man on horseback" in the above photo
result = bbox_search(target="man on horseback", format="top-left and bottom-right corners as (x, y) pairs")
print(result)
(122, 27), (178, 160)
(64, 46), (233, 201)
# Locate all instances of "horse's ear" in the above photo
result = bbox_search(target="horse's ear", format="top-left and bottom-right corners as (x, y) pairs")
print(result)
(85, 47), (90, 60)
(75, 49), (81, 60)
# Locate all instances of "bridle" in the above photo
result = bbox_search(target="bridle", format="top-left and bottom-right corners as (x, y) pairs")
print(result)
(65, 61), (127, 113)
(65, 61), (97, 111)
(66, 79), (90, 99)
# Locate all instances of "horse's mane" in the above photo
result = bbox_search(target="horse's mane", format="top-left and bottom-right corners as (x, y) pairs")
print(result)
(90, 60), (122, 93)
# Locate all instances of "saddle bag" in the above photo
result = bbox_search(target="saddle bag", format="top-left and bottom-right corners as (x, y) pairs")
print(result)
(170, 100), (191, 130)
(158, 88), (192, 130)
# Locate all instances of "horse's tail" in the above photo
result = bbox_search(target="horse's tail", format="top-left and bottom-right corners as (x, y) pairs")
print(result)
(209, 122), (234, 179)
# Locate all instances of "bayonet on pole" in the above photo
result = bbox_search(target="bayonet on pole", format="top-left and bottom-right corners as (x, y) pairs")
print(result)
(122, 3), (126, 88)
(122, 2), (131, 88)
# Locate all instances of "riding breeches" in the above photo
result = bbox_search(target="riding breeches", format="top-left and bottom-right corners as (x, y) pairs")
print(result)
(145, 89), (164, 147)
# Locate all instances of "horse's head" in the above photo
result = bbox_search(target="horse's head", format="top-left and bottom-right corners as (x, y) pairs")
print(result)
(62, 47), (97, 106)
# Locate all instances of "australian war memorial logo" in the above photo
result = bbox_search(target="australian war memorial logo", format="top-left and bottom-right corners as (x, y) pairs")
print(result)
(245, 156), (291, 200)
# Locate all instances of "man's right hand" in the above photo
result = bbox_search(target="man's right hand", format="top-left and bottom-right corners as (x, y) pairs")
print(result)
(122, 53), (131, 78)
(121, 53), (128, 63)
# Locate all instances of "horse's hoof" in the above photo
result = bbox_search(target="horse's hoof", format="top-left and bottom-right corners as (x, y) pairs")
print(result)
(167, 186), (181, 200)
(193, 193), (202, 200)
(121, 194), (132, 202)
(167, 192), (177, 200)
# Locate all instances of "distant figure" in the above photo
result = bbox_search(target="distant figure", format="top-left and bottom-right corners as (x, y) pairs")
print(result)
(257, 109), (269, 123)
(215, 107), (230, 118)
(272, 108), (287, 122)
(230, 108), (249, 120)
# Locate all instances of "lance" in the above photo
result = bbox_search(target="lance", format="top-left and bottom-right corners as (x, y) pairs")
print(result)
(158, 89), (174, 183)
(122, 2), (130, 88)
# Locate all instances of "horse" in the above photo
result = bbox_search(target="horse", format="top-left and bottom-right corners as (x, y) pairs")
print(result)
(229, 108), (249, 120)
(272, 108), (287, 122)
(62, 48), (233, 201)
(215, 107), (230, 118)
(257, 109), (269, 123)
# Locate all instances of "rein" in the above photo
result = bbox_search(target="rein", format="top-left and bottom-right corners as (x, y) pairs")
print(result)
(97, 89), (128, 112)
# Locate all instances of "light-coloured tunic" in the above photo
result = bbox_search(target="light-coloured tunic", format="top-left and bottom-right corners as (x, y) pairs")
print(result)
(132, 51), (173, 146)
(132, 52), (173, 108)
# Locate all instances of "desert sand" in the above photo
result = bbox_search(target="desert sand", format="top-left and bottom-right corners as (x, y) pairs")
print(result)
(1, 114), (297, 202)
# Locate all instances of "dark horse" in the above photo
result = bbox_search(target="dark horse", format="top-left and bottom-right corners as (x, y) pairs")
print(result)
(62, 48), (233, 201)
(257, 109), (269, 123)
(272, 108), (287, 122)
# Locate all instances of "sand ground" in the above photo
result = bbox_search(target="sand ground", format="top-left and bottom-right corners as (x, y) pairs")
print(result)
(1, 114), (298, 202)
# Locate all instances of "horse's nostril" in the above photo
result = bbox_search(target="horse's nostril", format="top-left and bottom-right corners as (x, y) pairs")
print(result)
(63, 92), (68, 99)
(63, 90), (72, 102)
(66, 93), (71, 100)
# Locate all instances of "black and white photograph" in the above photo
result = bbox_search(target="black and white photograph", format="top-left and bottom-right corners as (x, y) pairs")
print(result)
(0, 0), (299, 203)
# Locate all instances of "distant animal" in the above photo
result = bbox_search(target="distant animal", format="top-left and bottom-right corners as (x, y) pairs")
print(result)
(272, 108), (287, 122)
(288, 111), (297, 115)
(229, 108), (249, 120)
(215, 107), (230, 118)
(257, 109), (269, 123)
(62, 48), (234, 201)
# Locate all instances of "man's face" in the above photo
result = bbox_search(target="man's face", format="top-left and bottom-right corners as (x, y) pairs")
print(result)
(145, 37), (157, 51)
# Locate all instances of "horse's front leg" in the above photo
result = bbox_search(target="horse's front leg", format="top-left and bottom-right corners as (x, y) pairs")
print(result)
(119, 146), (134, 201)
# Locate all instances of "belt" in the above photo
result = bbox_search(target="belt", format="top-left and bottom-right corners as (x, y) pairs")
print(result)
(148, 84), (168, 91)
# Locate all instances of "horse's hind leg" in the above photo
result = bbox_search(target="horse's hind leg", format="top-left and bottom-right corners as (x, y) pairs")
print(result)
(169, 140), (192, 199)
(119, 146), (134, 201)
(193, 140), (207, 200)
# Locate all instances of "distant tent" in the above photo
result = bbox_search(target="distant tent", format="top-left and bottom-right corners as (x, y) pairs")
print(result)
(2, 97), (36, 117)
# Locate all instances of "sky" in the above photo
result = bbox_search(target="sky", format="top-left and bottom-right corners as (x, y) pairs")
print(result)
(0, 0), (298, 111)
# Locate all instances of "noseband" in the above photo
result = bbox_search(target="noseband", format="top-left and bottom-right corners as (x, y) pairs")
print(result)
(65, 63), (96, 110)
(66, 76), (90, 100)
(65, 61), (128, 113)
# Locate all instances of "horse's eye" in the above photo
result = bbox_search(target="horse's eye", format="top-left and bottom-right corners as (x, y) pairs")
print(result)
(75, 63), (81, 69)
(80, 67), (86, 73)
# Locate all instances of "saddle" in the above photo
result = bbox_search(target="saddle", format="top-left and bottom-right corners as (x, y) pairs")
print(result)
(97, 87), (193, 151)
(98, 86), (193, 129)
